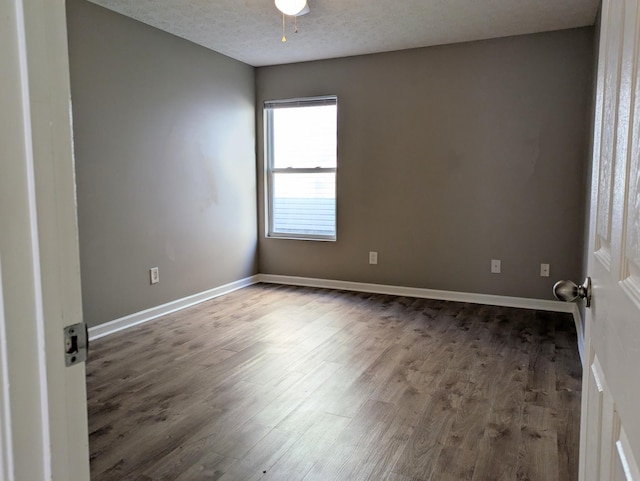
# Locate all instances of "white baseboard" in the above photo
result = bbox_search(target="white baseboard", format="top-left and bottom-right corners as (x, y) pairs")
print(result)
(260, 274), (586, 364)
(258, 274), (575, 313)
(571, 304), (585, 366)
(89, 273), (585, 352)
(88, 275), (260, 341)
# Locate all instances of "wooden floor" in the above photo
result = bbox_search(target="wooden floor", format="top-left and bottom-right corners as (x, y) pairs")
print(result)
(87, 283), (582, 481)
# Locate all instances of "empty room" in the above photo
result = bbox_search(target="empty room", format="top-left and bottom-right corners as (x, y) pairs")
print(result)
(2, 0), (640, 480)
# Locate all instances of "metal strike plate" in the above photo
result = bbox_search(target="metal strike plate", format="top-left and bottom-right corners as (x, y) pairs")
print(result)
(64, 322), (88, 366)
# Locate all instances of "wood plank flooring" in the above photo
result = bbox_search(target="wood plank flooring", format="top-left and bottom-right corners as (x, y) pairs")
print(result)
(86, 283), (583, 481)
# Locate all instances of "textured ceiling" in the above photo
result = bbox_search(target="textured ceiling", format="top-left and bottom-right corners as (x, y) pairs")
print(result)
(87, 0), (600, 67)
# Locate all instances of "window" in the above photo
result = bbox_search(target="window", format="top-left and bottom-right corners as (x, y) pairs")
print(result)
(265, 96), (337, 240)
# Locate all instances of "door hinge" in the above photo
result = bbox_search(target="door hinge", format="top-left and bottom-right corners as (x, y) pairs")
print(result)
(64, 322), (88, 366)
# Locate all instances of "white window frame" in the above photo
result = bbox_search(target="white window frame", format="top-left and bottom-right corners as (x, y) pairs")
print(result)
(264, 95), (338, 241)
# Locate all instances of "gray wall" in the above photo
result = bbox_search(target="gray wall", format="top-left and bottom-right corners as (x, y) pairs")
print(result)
(67, 0), (258, 327)
(256, 28), (595, 300)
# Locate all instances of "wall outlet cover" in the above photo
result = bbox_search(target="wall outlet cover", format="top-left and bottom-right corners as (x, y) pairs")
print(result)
(491, 259), (501, 274)
(540, 263), (550, 277)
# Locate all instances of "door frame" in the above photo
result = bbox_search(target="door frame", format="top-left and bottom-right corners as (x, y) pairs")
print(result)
(0, 0), (90, 480)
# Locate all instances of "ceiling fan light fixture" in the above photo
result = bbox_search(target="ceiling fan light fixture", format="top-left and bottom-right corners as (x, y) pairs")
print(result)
(275, 0), (307, 16)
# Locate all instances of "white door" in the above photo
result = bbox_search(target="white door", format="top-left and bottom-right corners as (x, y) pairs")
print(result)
(578, 0), (640, 479)
(0, 1), (90, 480)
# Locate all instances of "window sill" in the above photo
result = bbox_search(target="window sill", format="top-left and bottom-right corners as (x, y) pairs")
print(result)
(266, 234), (336, 242)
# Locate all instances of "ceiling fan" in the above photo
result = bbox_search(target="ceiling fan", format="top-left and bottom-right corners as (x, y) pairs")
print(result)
(275, 0), (310, 42)
(275, 0), (310, 16)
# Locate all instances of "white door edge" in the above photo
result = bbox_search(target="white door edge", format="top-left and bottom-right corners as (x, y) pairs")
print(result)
(0, 256), (15, 481)
(0, 0), (90, 479)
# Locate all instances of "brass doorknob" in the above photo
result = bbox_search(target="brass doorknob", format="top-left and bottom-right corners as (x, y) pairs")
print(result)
(553, 277), (592, 308)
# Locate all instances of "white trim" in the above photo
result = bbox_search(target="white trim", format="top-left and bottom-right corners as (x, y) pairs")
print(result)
(259, 275), (587, 364)
(617, 427), (640, 481)
(258, 274), (576, 312)
(15, 1), (52, 477)
(0, 257), (14, 481)
(89, 273), (587, 360)
(265, 98), (338, 241)
(571, 304), (585, 366)
(88, 276), (260, 340)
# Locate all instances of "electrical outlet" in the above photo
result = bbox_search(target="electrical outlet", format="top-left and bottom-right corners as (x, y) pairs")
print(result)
(369, 251), (378, 265)
(491, 259), (501, 274)
(150, 267), (159, 284)
(540, 263), (550, 277)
